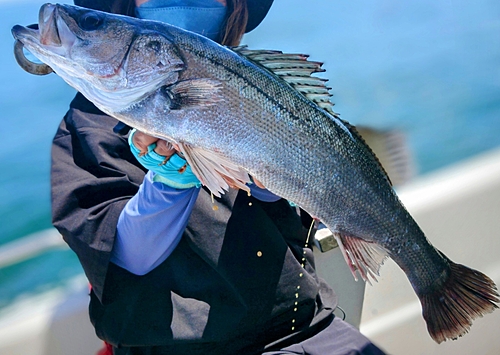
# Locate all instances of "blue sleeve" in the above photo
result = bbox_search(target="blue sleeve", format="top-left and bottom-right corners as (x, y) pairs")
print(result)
(111, 171), (279, 276)
(248, 183), (281, 202)
(110, 171), (200, 275)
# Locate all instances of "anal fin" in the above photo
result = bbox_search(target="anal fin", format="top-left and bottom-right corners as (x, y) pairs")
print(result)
(334, 232), (389, 285)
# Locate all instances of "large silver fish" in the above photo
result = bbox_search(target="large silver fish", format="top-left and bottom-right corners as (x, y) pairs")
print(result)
(12, 3), (498, 343)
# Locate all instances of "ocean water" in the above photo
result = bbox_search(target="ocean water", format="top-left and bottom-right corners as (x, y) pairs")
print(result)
(0, 0), (499, 310)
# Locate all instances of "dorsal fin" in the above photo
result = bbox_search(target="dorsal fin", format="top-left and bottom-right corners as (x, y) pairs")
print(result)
(232, 45), (394, 186)
(232, 45), (340, 118)
(341, 121), (394, 186)
(355, 127), (415, 186)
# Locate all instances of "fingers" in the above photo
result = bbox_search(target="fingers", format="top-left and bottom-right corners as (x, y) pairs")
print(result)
(133, 131), (159, 156)
(253, 178), (266, 189)
(155, 140), (177, 160)
(133, 131), (178, 160)
(221, 175), (241, 190)
(220, 175), (266, 190)
(132, 130), (266, 190)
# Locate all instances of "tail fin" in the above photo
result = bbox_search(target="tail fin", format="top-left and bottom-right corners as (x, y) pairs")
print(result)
(421, 259), (499, 343)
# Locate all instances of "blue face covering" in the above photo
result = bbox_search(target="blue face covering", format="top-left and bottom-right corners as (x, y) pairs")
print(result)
(136, 0), (227, 42)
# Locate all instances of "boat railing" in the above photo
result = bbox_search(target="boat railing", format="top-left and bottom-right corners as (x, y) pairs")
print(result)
(0, 228), (67, 269)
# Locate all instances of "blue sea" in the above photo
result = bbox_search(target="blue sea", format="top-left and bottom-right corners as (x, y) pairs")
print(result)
(0, 0), (499, 310)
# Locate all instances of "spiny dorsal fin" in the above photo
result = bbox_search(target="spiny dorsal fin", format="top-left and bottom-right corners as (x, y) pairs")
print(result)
(232, 46), (395, 186)
(232, 45), (340, 118)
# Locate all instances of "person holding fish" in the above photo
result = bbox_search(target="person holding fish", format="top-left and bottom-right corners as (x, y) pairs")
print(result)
(11, 0), (497, 353)
(46, 0), (388, 354)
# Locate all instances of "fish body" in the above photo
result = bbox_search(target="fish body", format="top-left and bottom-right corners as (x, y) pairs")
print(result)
(12, 3), (498, 343)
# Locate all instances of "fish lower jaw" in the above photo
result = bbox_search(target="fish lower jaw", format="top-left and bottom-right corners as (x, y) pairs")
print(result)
(15, 34), (69, 68)
(89, 90), (148, 114)
(80, 78), (171, 115)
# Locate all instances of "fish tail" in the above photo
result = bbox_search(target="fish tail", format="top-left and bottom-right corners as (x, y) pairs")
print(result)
(420, 258), (499, 343)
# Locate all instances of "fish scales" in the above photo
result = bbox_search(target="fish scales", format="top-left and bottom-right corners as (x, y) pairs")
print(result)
(11, 3), (499, 344)
(170, 34), (336, 201)
(126, 33), (500, 339)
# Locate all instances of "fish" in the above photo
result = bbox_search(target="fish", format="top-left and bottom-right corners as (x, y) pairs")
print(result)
(12, 3), (499, 343)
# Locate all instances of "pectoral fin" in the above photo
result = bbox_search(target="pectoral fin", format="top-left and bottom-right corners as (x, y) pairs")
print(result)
(177, 142), (251, 197)
(163, 78), (224, 110)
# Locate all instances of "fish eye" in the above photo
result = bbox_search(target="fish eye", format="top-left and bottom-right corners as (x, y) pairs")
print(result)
(79, 12), (104, 31)
(147, 40), (162, 53)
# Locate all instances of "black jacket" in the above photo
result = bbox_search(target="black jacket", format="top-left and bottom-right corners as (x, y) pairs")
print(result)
(51, 93), (337, 354)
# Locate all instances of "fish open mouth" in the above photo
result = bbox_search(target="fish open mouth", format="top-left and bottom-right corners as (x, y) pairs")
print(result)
(12, 4), (74, 75)
(38, 3), (62, 46)
(12, 22), (52, 75)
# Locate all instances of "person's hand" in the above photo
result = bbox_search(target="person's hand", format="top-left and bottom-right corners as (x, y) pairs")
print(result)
(132, 131), (178, 159)
(130, 129), (265, 190)
(129, 129), (200, 189)
(252, 178), (265, 189)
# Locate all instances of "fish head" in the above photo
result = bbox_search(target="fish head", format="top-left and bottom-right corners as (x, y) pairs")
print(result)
(12, 3), (184, 111)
